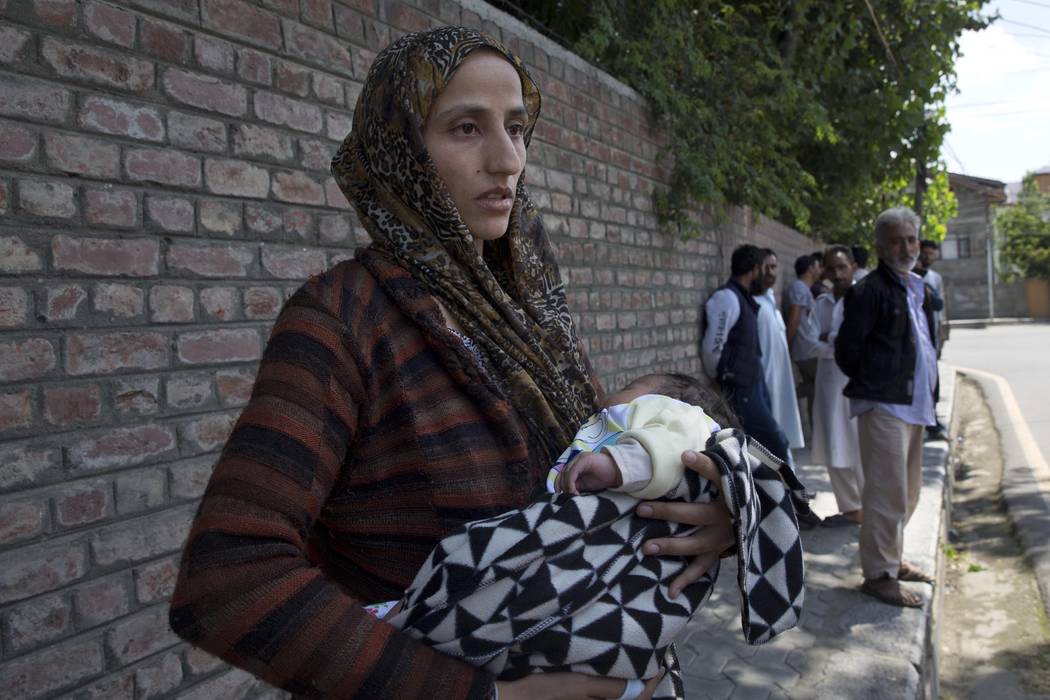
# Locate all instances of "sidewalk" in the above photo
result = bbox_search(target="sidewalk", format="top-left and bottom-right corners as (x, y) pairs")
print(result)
(675, 368), (955, 700)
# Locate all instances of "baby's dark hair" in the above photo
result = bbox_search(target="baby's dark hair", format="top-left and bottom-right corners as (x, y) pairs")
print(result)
(641, 372), (741, 430)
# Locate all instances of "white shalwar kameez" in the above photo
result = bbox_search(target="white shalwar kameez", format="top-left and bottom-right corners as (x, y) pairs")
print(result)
(755, 289), (804, 450)
(811, 292), (864, 513)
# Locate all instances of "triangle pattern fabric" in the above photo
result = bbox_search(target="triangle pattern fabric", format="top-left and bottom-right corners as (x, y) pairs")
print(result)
(387, 428), (806, 698)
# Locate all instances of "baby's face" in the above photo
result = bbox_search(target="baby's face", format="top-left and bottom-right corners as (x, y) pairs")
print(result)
(602, 376), (661, 408)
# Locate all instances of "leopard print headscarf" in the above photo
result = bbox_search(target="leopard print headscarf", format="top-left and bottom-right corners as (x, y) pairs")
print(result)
(331, 26), (599, 461)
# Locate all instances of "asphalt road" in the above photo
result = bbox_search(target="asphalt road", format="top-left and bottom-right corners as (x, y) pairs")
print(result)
(942, 323), (1050, 469)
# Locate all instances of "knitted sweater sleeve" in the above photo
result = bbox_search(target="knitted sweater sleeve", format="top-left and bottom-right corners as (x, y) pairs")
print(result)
(169, 286), (494, 699)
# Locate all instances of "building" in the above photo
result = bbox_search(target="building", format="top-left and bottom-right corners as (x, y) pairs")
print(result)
(937, 172), (1026, 319)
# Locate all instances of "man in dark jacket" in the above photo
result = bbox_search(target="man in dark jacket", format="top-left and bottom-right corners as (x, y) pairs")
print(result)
(835, 207), (938, 608)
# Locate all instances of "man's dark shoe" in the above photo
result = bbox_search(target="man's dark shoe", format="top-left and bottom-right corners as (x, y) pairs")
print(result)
(925, 424), (949, 442)
(796, 509), (822, 529)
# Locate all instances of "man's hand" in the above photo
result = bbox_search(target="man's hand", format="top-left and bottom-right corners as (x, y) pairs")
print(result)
(635, 450), (733, 598)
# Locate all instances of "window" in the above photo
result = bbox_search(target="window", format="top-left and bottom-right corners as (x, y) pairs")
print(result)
(942, 236), (971, 260)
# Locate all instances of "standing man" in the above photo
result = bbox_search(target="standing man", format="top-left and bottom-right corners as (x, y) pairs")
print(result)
(753, 249), (804, 464)
(835, 207), (937, 607)
(851, 245), (871, 281)
(785, 254), (822, 429)
(916, 239), (949, 440)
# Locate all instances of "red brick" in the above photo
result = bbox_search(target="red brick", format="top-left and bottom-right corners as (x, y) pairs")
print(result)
(0, 180), (8, 215)
(146, 195), (194, 233)
(262, 245), (327, 279)
(112, 376), (160, 416)
(76, 672), (135, 700)
(126, 147), (202, 188)
(73, 575), (130, 628)
(55, 479), (112, 527)
(0, 441), (62, 491)
(0, 121), (37, 163)
(0, 540), (88, 604)
(236, 47), (272, 85)
(125, 0), (198, 22)
(3, 593), (73, 653)
(215, 367), (255, 406)
(52, 235), (159, 277)
(177, 328), (261, 364)
(199, 199), (242, 235)
(199, 286), (240, 321)
(283, 208), (313, 241)
(325, 110), (352, 140)
(79, 95), (165, 141)
(140, 18), (190, 62)
(166, 371), (214, 409)
(0, 497), (47, 545)
(0, 390), (33, 431)
(271, 170), (324, 205)
(245, 203), (282, 236)
(0, 237), (41, 274)
(318, 213), (351, 244)
(232, 123), (294, 162)
(44, 384), (103, 426)
(283, 20), (354, 73)
(168, 111), (228, 153)
(302, 0), (333, 28)
(0, 338), (57, 382)
(203, 158), (270, 198)
(84, 1), (136, 47)
(298, 137), (331, 171)
(115, 467), (167, 513)
(254, 90), (323, 133)
(202, 0), (282, 48)
(106, 606), (180, 664)
(0, 287), (28, 328)
(18, 179), (76, 218)
(66, 331), (169, 376)
(149, 285), (195, 323)
(85, 187), (139, 228)
(43, 284), (87, 322)
(181, 411), (237, 453)
(180, 668), (261, 700)
(45, 131), (120, 179)
(167, 242), (255, 277)
(274, 58), (311, 97)
(90, 505), (193, 567)
(325, 177), (352, 209)
(333, 4), (367, 43)
(387, 2), (430, 32)
(0, 25), (32, 63)
(136, 650), (184, 699)
(168, 456), (215, 501)
(42, 38), (154, 92)
(34, 0), (78, 27)
(68, 423), (176, 472)
(0, 74), (71, 123)
(134, 555), (179, 604)
(194, 35), (235, 74)
(243, 286), (282, 319)
(185, 644), (225, 675)
(4, 637), (104, 698)
(312, 72), (345, 106)
(165, 67), (248, 118)
(93, 283), (144, 318)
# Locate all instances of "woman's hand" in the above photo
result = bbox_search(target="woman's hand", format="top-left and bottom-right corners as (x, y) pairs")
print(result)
(495, 669), (665, 700)
(636, 450), (733, 598)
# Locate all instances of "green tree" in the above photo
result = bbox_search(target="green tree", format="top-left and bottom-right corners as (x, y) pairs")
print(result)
(997, 175), (1050, 281)
(509, 0), (988, 241)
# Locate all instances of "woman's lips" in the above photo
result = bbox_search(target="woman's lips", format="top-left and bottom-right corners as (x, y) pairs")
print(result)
(475, 187), (513, 213)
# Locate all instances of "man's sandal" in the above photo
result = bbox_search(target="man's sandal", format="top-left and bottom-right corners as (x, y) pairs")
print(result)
(898, 561), (934, 583)
(860, 576), (923, 608)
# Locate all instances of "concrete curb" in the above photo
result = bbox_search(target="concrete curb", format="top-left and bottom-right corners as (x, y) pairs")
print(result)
(950, 365), (1050, 625)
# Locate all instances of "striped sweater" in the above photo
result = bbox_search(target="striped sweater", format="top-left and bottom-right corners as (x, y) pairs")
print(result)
(170, 252), (591, 698)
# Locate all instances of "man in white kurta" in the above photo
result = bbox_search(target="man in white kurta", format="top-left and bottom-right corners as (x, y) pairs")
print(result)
(811, 245), (864, 525)
(753, 250), (804, 463)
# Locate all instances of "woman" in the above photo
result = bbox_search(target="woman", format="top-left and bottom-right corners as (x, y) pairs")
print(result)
(170, 27), (732, 700)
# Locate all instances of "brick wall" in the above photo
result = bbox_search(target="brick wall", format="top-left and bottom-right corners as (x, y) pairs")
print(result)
(0, 0), (814, 696)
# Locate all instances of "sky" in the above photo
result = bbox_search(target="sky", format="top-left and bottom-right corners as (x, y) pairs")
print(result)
(941, 0), (1050, 184)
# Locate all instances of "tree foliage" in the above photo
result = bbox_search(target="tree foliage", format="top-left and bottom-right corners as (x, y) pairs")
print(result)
(997, 175), (1050, 281)
(510, 0), (989, 242)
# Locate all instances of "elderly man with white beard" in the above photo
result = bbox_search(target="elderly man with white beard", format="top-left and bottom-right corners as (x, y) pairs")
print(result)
(834, 207), (938, 608)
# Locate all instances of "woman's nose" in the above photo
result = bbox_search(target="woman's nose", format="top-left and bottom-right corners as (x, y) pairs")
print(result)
(485, 130), (523, 176)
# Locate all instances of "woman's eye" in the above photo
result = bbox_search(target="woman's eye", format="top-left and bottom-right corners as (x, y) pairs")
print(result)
(455, 123), (477, 135)
(507, 123), (525, 137)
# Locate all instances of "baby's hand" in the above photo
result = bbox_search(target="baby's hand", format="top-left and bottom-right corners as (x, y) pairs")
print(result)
(557, 451), (622, 494)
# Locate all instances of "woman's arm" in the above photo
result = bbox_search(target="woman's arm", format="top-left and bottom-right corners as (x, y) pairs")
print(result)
(169, 290), (494, 700)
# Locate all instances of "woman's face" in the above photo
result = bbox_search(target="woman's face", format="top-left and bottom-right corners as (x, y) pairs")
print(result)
(423, 50), (528, 252)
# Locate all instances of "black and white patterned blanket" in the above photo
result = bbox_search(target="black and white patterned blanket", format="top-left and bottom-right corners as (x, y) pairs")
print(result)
(387, 429), (807, 698)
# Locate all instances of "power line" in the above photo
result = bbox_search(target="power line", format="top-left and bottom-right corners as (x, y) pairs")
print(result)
(998, 18), (1050, 35)
(1005, 0), (1050, 10)
(943, 138), (967, 173)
